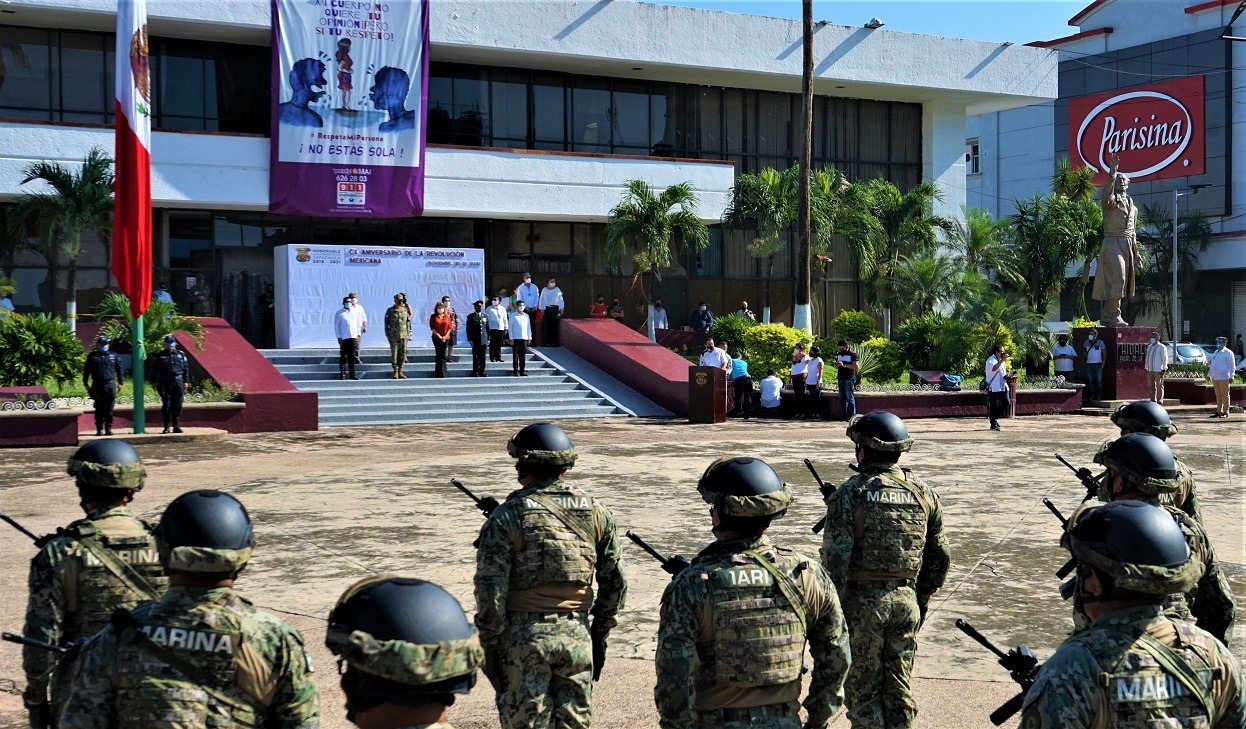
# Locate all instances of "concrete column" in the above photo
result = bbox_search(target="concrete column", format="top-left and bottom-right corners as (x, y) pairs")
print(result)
(922, 100), (968, 224)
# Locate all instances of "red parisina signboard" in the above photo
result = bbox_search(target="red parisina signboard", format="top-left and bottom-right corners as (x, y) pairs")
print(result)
(1069, 75), (1205, 184)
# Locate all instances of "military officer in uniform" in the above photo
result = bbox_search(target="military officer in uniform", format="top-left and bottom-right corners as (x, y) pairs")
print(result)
(1102, 400), (1201, 522)
(466, 300), (488, 377)
(326, 575), (484, 729)
(148, 334), (190, 433)
(59, 489), (320, 729)
(22, 439), (166, 729)
(1019, 500), (1245, 728)
(473, 423), (627, 729)
(1093, 433), (1235, 643)
(820, 412), (951, 729)
(655, 457), (851, 729)
(82, 335), (123, 436)
(385, 293), (412, 379)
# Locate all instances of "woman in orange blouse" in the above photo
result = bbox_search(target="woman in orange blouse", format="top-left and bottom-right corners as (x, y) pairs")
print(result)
(429, 303), (453, 377)
(589, 295), (608, 318)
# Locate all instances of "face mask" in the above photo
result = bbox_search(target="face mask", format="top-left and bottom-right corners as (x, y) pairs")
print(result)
(517, 307), (525, 313)
(1217, 342), (1225, 350)
(700, 306), (707, 311)
(100, 344), (109, 352)
(344, 303), (352, 309)
(524, 278), (531, 284)
(166, 342), (176, 349)
(1149, 338), (1157, 345)
(442, 301), (450, 306)
(1089, 334), (1096, 341)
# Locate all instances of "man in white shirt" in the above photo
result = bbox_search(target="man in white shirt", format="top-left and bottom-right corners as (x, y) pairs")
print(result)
(348, 291), (368, 364)
(507, 301), (533, 376)
(804, 345), (825, 420)
(1083, 329), (1107, 401)
(758, 368), (783, 417)
(334, 296), (362, 380)
(1050, 334), (1076, 378)
(515, 274), (540, 310)
(538, 277), (565, 346)
(1144, 334), (1169, 403)
(651, 299), (669, 330)
(985, 344), (1010, 431)
(485, 296), (509, 362)
(1208, 336), (1236, 418)
(790, 343), (810, 419)
(698, 339), (731, 369)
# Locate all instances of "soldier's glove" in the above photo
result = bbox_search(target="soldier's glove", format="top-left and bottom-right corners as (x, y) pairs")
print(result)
(917, 595), (931, 628)
(25, 701), (51, 729)
(590, 633), (607, 682)
(482, 646), (505, 692)
(663, 555), (692, 577)
(478, 496), (501, 516)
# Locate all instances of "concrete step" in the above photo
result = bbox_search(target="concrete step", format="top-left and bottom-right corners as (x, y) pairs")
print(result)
(318, 403), (625, 426)
(306, 381), (588, 397)
(283, 369), (561, 382)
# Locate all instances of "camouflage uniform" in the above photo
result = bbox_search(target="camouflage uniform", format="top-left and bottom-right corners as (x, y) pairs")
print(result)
(385, 302), (412, 378)
(1096, 461), (1201, 524)
(23, 505), (167, 716)
(1020, 605), (1245, 727)
(474, 476), (627, 729)
(820, 464), (951, 729)
(655, 534), (851, 729)
(59, 585), (319, 729)
(1157, 505), (1234, 643)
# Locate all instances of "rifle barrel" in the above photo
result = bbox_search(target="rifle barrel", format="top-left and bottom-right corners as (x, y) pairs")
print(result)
(450, 478), (481, 505)
(1042, 498), (1068, 527)
(625, 531), (669, 566)
(955, 619), (1008, 661)
(0, 513), (41, 544)
(2, 632), (66, 654)
(803, 459), (825, 489)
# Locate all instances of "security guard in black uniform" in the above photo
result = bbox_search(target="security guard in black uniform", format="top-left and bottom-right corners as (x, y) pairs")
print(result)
(148, 334), (190, 433)
(83, 335), (124, 436)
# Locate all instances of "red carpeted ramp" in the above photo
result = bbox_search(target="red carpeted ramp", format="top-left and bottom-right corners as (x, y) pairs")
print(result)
(561, 319), (689, 416)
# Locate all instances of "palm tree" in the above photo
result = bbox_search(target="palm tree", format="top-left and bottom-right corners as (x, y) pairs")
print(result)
(722, 166), (797, 323)
(1051, 159), (1104, 317)
(951, 206), (1013, 277)
(95, 292), (206, 351)
(1132, 204), (1212, 339)
(852, 179), (954, 335)
(1003, 192), (1096, 319)
(605, 179), (710, 340)
(7, 148), (115, 332)
(883, 252), (960, 318)
(966, 292), (1052, 375)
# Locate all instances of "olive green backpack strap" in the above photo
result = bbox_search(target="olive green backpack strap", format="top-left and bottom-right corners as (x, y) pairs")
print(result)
(526, 492), (600, 546)
(743, 549), (807, 634)
(73, 526), (161, 601)
(1131, 630), (1216, 723)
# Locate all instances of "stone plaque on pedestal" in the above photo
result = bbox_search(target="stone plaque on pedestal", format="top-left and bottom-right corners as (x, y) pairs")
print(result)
(688, 366), (727, 423)
(1072, 326), (1157, 402)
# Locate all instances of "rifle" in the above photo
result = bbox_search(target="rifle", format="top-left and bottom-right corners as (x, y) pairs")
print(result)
(450, 478), (499, 518)
(805, 459), (836, 534)
(0, 512), (53, 546)
(1042, 498), (1080, 590)
(1054, 453), (1101, 503)
(955, 620), (1040, 725)
(625, 531), (690, 576)
(3, 632), (67, 655)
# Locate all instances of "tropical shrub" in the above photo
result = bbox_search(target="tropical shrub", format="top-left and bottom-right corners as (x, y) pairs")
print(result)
(858, 335), (905, 382)
(95, 293), (205, 351)
(709, 314), (755, 355)
(1071, 315), (1100, 330)
(742, 324), (814, 380)
(0, 312), (85, 386)
(893, 313), (948, 372)
(831, 309), (878, 344)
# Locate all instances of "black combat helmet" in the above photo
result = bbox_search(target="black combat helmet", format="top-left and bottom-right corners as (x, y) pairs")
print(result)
(1110, 400), (1178, 440)
(327, 576), (482, 708)
(155, 489), (255, 573)
(697, 457), (791, 518)
(66, 439), (146, 491)
(507, 422), (577, 467)
(1094, 433), (1178, 493)
(846, 412), (913, 452)
(1063, 501), (1200, 600)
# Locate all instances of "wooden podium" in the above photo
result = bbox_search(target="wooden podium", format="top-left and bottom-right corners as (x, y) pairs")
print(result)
(688, 366), (727, 423)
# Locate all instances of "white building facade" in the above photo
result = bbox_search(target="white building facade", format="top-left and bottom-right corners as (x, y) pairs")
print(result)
(968, 0), (1246, 342)
(0, 0), (1054, 340)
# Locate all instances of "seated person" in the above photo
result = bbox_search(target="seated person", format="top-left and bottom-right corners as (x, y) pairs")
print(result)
(757, 368), (784, 418)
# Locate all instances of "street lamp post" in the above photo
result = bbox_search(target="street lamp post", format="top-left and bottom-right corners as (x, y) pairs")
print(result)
(1171, 184), (1210, 341)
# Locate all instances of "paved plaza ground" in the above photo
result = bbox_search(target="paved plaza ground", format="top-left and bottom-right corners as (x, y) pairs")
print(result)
(0, 412), (1242, 728)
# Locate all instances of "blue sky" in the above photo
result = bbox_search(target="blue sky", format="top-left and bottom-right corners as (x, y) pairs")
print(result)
(655, 1), (1089, 45)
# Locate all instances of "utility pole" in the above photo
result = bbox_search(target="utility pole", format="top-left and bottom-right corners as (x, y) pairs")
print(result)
(793, 0), (814, 334)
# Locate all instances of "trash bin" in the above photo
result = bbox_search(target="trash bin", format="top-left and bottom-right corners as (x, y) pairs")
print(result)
(688, 366), (727, 424)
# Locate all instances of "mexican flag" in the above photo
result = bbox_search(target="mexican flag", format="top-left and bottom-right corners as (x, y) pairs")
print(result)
(112, 0), (152, 318)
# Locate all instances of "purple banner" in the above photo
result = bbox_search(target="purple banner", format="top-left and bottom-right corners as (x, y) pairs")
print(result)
(269, 0), (429, 218)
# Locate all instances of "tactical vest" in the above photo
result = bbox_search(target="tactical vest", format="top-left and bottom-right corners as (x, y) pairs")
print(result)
(1078, 623), (1218, 729)
(61, 514), (166, 641)
(511, 488), (599, 591)
(848, 470), (931, 578)
(110, 596), (274, 729)
(699, 550), (806, 690)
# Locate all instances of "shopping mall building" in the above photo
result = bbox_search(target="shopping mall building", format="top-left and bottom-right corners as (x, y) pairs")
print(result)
(968, 0), (1246, 341)
(0, 0), (1054, 342)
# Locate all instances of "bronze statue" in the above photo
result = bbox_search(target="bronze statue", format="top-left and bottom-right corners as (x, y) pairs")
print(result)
(1092, 153), (1140, 327)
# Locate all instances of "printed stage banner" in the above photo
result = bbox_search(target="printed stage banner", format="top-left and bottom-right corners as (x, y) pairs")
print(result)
(270, 0), (429, 217)
(274, 245), (485, 349)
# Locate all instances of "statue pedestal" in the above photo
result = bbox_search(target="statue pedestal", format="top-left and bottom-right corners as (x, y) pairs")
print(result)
(1072, 326), (1157, 402)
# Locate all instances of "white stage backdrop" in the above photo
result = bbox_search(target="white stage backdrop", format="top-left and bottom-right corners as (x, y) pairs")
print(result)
(274, 244), (485, 349)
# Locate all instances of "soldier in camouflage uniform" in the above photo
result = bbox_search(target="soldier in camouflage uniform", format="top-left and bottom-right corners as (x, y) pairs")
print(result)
(385, 293), (412, 379)
(326, 575), (484, 729)
(59, 489), (319, 729)
(1095, 401), (1201, 522)
(1020, 500), (1245, 728)
(820, 412), (951, 729)
(1092, 433), (1235, 643)
(22, 439), (167, 729)
(655, 457), (851, 729)
(473, 422), (627, 729)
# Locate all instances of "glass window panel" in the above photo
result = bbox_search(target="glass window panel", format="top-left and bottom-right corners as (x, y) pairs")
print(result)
(531, 222), (571, 256)
(159, 51), (204, 119)
(533, 73), (565, 148)
(611, 80), (648, 151)
(214, 213), (265, 247)
(859, 100), (889, 162)
(650, 83), (675, 156)
(212, 44), (268, 134)
(571, 78), (610, 153)
(357, 218), (404, 246)
(572, 223), (606, 274)
(426, 74), (454, 144)
(723, 227), (756, 278)
(58, 33), (106, 116)
(313, 219), (357, 245)
(694, 227), (723, 277)
(262, 215), (312, 247)
(452, 71), (489, 146)
(491, 70), (528, 145)
(829, 98), (857, 161)
(813, 97), (828, 159)
(446, 220), (476, 247)
(167, 211), (213, 269)
(407, 218), (447, 246)
(0, 27), (52, 113)
(891, 103), (920, 164)
(723, 89), (745, 154)
(698, 87), (721, 155)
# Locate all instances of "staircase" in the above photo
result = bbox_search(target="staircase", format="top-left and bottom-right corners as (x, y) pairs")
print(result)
(260, 348), (631, 427)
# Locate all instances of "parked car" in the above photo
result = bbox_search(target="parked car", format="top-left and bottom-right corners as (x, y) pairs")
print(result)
(1167, 342), (1208, 365)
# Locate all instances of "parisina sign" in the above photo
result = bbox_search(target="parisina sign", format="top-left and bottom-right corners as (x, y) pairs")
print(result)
(1069, 76), (1205, 184)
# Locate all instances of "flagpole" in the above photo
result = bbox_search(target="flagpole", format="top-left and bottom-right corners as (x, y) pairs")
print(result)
(132, 315), (145, 434)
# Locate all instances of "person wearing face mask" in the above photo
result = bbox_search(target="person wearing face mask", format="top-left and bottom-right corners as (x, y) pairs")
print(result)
(538, 278), (565, 346)
(1083, 329), (1107, 401)
(348, 292), (368, 363)
(486, 296), (509, 362)
(440, 295), (460, 363)
(607, 298), (625, 322)
(147, 334), (190, 433)
(335, 296), (363, 380)
(466, 300), (488, 377)
(589, 295), (608, 318)
(83, 335), (124, 436)
(690, 301), (714, 334)
(1050, 334), (1076, 379)
(1144, 333), (1169, 403)
(652, 300), (669, 330)
(515, 274), (540, 311)
(430, 303), (453, 378)
(507, 301), (533, 376)
(1208, 336), (1236, 418)
(385, 293), (412, 379)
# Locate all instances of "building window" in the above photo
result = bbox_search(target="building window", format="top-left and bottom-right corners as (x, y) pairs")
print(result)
(966, 140), (980, 175)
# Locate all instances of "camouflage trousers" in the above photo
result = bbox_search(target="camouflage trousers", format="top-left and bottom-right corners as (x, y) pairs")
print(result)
(389, 339), (407, 371)
(495, 611), (593, 729)
(842, 582), (921, 729)
(693, 701), (802, 729)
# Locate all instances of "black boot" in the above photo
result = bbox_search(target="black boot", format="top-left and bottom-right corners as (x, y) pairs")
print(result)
(173, 419), (183, 434)
(162, 422), (170, 434)
(104, 424), (112, 436)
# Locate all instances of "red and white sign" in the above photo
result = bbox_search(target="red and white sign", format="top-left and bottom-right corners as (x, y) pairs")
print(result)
(1069, 76), (1205, 184)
